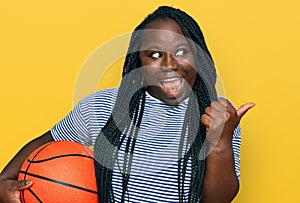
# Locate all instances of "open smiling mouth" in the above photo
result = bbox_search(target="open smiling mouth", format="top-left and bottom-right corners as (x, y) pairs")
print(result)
(160, 77), (183, 96)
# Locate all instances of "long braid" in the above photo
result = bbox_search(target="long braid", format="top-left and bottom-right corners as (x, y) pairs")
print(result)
(94, 6), (217, 202)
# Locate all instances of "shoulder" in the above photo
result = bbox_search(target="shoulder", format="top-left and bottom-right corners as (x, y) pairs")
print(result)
(80, 88), (119, 104)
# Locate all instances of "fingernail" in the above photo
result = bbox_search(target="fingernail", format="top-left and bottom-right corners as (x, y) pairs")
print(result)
(25, 180), (32, 185)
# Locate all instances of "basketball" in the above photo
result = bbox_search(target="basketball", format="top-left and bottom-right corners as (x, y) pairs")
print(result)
(18, 141), (98, 203)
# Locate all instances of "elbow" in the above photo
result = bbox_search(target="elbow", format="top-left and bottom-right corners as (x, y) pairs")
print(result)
(228, 181), (240, 202)
(202, 178), (240, 203)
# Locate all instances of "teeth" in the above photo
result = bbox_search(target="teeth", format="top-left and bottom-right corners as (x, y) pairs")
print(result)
(161, 78), (180, 82)
(160, 77), (182, 90)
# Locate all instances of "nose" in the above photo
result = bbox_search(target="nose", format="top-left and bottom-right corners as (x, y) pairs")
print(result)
(160, 53), (178, 72)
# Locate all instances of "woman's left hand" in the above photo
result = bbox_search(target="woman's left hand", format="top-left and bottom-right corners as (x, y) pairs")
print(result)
(201, 98), (255, 149)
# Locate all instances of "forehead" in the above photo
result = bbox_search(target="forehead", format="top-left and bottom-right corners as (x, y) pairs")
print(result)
(140, 19), (189, 49)
(144, 19), (183, 34)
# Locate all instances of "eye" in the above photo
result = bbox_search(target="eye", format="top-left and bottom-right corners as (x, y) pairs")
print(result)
(174, 49), (186, 57)
(151, 52), (162, 59)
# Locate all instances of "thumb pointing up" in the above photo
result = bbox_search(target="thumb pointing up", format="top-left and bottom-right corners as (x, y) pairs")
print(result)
(236, 102), (255, 119)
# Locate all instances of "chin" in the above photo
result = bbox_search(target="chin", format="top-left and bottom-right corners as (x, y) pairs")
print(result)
(162, 95), (187, 105)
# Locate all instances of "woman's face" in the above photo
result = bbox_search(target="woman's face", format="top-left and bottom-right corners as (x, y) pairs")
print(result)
(139, 19), (197, 105)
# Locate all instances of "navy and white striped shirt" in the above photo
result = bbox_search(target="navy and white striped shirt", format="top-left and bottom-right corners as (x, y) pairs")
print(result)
(51, 88), (241, 202)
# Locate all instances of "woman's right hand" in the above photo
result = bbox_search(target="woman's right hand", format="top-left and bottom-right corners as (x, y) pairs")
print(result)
(0, 131), (52, 203)
(0, 178), (32, 203)
(0, 131), (53, 203)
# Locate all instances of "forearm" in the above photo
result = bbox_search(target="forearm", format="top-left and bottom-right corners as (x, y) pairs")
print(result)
(202, 144), (239, 203)
(0, 131), (54, 180)
(200, 98), (253, 202)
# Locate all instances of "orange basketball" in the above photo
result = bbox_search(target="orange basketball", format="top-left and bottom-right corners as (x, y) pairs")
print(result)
(18, 141), (98, 203)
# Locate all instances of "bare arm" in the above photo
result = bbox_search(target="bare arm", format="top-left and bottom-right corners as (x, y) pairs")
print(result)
(201, 99), (254, 203)
(202, 141), (239, 202)
(0, 131), (54, 203)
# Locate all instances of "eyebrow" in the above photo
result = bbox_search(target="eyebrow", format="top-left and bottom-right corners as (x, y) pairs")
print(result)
(142, 45), (161, 50)
(141, 42), (190, 51)
(176, 42), (190, 48)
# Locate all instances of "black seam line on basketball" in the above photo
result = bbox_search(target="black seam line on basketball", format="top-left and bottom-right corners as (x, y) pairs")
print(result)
(19, 171), (97, 194)
(27, 188), (43, 203)
(27, 153), (94, 163)
(22, 143), (53, 182)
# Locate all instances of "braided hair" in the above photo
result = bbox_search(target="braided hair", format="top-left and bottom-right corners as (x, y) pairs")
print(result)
(94, 6), (217, 202)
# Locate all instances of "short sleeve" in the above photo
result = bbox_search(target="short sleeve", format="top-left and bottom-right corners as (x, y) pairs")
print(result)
(218, 97), (242, 180)
(51, 100), (92, 146)
(51, 88), (118, 147)
(232, 124), (241, 180)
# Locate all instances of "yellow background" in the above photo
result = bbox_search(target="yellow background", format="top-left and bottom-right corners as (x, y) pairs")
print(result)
(1, 0), (300, 202)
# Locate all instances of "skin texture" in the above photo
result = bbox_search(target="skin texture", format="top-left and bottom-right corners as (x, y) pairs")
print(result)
(201, 98), (254, 203)
(0, 131), (53, 203)
(0, 18), (254, 203)
(139, 19), (197, 106)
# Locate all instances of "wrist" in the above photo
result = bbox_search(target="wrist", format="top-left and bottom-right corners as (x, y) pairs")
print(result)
(208, 140), (233, 155)
(0, 172), (17, 181)
(0, 175), (7, 181)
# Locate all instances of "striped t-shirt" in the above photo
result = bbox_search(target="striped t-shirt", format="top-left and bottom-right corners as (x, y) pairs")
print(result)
(51, 88), (241, 202)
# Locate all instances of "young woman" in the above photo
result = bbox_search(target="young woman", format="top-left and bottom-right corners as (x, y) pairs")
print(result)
(0, 6), (254, 203)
